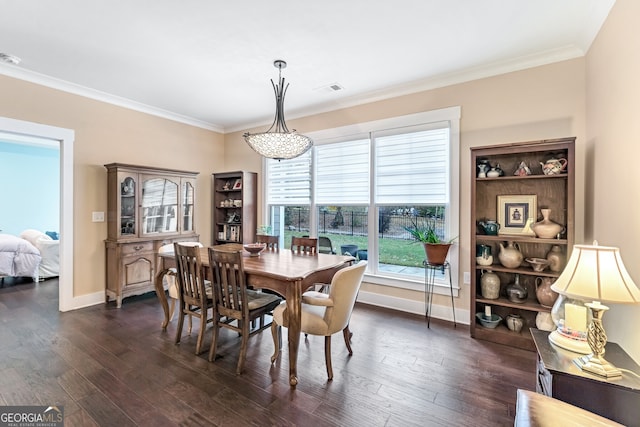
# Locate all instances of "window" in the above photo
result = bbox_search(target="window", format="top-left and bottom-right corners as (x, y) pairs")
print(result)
(263, 107), (460, 290)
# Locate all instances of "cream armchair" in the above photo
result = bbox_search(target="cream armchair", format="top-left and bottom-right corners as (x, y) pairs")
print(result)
(271, 261), (367, 380)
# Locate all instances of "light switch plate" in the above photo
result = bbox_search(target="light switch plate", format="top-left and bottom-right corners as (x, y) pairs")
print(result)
(92, 211), (105, 222)
(463, 271), (470, 284)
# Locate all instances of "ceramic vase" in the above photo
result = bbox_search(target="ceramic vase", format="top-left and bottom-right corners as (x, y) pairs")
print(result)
(530, 208), (563, 239)
(506, 274), (527, 303)
(535, 312), (555, 331)
(535, 277), (559, 307)
(546, 245), (565, 272)
(506, 314), (524, 333)
(480, 270), (500, 299)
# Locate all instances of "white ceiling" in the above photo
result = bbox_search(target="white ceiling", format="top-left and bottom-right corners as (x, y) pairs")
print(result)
(0, 1), (615, 133)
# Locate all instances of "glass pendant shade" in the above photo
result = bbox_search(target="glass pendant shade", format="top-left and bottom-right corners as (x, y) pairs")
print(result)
(244, 60), (313, 160)
(245, 131), (312, 160)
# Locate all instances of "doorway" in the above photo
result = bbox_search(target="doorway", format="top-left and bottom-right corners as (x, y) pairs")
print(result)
(0, 117), (74, 311)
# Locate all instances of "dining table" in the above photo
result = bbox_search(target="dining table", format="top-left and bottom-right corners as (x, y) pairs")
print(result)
(155, 243), (355, 386)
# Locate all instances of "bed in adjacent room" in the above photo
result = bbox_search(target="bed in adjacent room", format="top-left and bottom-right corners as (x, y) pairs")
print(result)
(0, 233), (42, 281)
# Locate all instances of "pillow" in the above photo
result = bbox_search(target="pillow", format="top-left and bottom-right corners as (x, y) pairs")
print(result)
(20, 229), (51, 246)
(45, 231), (59, 240)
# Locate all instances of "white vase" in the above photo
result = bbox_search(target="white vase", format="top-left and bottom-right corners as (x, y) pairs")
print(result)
(536, 312), (555, 331)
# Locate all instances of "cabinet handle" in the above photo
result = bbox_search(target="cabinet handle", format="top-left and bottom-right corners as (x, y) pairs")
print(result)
(134, 245), (143, 251)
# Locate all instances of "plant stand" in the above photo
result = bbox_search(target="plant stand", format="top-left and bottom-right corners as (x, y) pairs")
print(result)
(423, 261), (456, 328)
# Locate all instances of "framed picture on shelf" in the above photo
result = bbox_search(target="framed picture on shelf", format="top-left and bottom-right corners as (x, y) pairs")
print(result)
(497, 194), (537, 236)
(233, 178), (242, 190)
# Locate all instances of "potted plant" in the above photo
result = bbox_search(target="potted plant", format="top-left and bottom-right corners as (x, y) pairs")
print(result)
(404, 218), (456, 265)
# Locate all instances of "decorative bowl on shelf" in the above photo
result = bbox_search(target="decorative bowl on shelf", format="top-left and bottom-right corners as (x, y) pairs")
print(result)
(243, 242), (267, 257)
(525, 257), (550, 272)
(476, 313), (502, 329)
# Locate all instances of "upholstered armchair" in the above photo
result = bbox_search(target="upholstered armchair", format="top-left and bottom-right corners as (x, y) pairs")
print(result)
(271, 261), (367, 380)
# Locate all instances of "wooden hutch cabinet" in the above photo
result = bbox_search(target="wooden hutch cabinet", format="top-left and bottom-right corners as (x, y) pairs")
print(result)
(470, 138), (575, 351)
(211, 171), (257, 245)
(104, 163), (199, 307)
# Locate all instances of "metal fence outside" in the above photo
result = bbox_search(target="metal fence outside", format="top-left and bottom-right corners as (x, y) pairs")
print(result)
(285, 207), (445, 241)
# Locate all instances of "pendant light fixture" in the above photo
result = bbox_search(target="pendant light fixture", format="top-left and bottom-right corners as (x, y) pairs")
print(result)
(243, 60), (313, 160)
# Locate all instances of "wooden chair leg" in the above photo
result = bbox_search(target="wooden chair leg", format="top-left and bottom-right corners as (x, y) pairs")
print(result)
(270, 321), (280, 363)
(175, 302), (185, 345)
(324, 335), (333, 380)
(195, 311), (207, 355)
(343, 325), (354, 355)
(168, 298), (177, 322)
(208, 317), (220, 362)
(187, 310), (193, 335)
(237, 320), (250, 375)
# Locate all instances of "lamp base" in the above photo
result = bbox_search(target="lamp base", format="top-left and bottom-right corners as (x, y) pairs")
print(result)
(574, 354), (622, 378)
(548, 329), (591, 354)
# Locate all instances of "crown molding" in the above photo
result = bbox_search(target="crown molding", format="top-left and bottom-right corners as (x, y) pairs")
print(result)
(2, 44), (583, 135)
(227, 44), (585, 133)
(0, 65), (224, 133)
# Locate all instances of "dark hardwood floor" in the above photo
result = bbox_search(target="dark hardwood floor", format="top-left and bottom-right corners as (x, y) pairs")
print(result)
(0, 278), (536, 426)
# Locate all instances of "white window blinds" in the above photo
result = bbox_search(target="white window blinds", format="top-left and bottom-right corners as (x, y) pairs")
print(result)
(315, 138), (370, 204)
(266, 150), (311, 205)
(375, 123), (450, 204)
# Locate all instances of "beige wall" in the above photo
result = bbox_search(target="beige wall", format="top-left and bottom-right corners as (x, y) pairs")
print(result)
(226, 58), (586, 323)
(586, 0), (640, 362)
(4, 5), (637, 361)
(0, 75), (223, 297)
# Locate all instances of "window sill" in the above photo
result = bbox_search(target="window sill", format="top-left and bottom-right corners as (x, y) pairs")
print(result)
(363, 272), (459, 297)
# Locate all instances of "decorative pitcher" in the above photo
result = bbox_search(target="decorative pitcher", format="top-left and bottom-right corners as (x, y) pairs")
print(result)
(498, 241), (523, 268)
(540, 158), (568, 175)
(478, 220), (500, 235)
(535, 277), (559, 307)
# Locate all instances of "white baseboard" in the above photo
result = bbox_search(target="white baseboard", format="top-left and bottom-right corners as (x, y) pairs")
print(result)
(357, 290), (470, 325)
(71, 291), (107, 310)
(71, 289), (471, 326)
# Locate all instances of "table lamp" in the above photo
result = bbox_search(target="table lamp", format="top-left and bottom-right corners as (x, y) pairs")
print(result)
(550, 241), (640, 378)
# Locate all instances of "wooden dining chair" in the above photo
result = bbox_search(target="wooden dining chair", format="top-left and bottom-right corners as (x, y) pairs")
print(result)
(173, 242), (213, 355)
(271, 261), (367, 380)
(158, 241), (203, 325)
(291, 236), (318, 254)
(208, 247), (282, 374)
(318, 236), (336, 254)
(256, 234), (279, 250)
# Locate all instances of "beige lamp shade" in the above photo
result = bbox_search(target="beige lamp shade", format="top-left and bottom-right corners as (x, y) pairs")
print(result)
(551, 241), (640, 303)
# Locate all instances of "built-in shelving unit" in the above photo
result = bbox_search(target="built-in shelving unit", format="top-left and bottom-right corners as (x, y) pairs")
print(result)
(212, 171), (257, 245)
(470, 137), (575, 350)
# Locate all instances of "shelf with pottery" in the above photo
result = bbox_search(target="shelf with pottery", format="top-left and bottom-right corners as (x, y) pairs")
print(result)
(470, 137), (575, 351)
(212, 171), (257, 245)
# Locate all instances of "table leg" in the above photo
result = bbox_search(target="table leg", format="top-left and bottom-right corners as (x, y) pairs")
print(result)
(155, 268), (173, 330)
(286, 280), (303, 387)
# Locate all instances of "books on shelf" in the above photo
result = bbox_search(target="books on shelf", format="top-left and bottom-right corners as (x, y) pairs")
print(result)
(222, 224), (241, 242)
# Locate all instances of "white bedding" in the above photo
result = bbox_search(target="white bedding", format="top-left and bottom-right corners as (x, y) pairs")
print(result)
(0, 234), (42, 279)
(19, 229), (60, 279)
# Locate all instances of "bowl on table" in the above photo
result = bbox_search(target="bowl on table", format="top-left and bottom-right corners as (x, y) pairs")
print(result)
(243, 242), (267, 257)
(476, 312), (502, 329)
(525, 257), (550, 272)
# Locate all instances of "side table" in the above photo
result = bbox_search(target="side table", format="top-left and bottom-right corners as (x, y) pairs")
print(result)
(423, 260), (456, 328)
(531, 328), (640, 426)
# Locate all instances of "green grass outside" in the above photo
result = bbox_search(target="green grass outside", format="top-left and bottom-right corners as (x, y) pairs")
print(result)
(283, 231), (426, 267)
